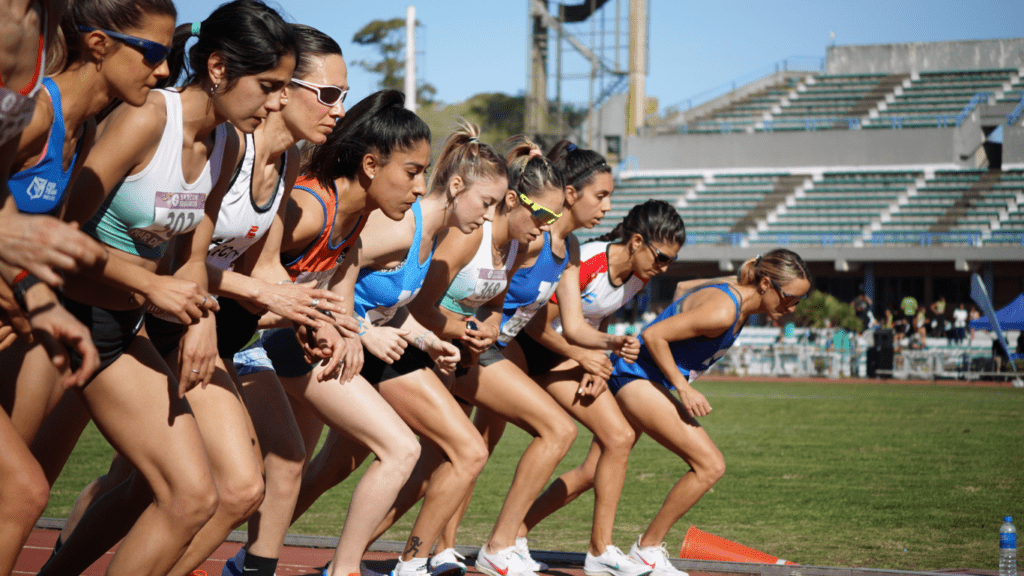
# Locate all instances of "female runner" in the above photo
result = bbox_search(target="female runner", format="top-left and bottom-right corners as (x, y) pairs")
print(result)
(36, 23), (349, 576)
(25, 1), (296, 574)
(404, 137), (577, 576)
(3, 0), (180, 453)
(524, 249), (810, 576)
(284, 122), (509, 576)
(510, 199), (686, 570)
(232, 88), (432, 576)
(437, 143), (655, 576)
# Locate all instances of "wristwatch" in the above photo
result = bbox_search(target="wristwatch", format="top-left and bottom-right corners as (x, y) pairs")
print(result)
(12, 273), (45, 312)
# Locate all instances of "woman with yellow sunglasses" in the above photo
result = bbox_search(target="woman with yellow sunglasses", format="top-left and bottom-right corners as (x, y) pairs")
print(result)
(400, 137), (576, 576)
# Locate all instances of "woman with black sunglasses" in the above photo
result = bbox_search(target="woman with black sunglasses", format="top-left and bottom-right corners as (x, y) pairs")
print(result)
(521, 249), (809, 576)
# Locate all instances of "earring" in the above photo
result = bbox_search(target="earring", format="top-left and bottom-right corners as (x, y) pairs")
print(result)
(209, 83), (218, 97)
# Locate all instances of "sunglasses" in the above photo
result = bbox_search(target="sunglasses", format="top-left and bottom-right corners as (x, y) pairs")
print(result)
(77, 25), (170, 66)
(642, 237), (675, 265)
(290, 78), (348, 107)
(517, 192), (562, 226)
(770, 278), (808, 304)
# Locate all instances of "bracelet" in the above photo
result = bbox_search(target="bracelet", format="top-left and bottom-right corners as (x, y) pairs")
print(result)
(357, 316), (367, 336)
(11, 272), (44, 312)
(413, 330), (434, 350)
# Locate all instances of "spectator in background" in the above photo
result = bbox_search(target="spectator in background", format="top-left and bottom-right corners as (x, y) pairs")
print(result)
(914, 306), (928, 340)
(900, 295), (919, 318)
(968, 305), (981, 344)
(851, 293), (872, 333)
(952, 302), (968, 345)
(930, 296), (946, 317)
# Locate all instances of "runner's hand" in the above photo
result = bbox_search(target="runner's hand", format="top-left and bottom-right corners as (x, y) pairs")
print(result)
(576, 372), (608, 400)
(574, 348), (613, 381)
(677, 384), (712, 418)
(177, 314), (217, 397)
(611, 335), (640, 363)
(362, 325), (408, 364)
(256, 279), (344, 329)
(0, 214), (107, 287)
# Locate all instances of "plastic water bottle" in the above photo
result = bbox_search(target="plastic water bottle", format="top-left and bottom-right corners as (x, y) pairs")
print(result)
(1002, 516), (1017, 576)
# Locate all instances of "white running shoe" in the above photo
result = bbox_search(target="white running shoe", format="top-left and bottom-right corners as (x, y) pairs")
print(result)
(222, 547), (245, 576)
(628, 538), (689, 576)
(475, 544), (536, 576)
(584, 545), (653, 576)
(391, 557), (429, 576)
(514, 537), (548, 572)
(429, 549), (467, 576)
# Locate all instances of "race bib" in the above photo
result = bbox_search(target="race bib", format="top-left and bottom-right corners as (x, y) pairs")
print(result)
(0, 88), (35, 146)
(461, 269), (506, 308)
(128, 191), (206, 249)
(498, 307), (535, 343)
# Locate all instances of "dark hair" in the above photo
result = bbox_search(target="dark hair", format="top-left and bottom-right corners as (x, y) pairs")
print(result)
(595, 199), (686, 248)
(291, 24), (342, 80)
(59, 0), (177, 70)
(546, 140), (611, 191)
(163, 0), (298, 90)
(737, 248), (809, 287)
(428, 120), (507, 199)
(503, 135), (564, 214)
(303, 89), (430, 190)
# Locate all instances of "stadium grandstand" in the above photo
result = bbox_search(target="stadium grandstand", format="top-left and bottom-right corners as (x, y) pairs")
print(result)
(580, 38), (1023, 318)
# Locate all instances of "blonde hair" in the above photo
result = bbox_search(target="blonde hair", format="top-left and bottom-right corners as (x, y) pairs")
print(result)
(428, 120), (507, 199)
(502, 135), (564, 214)
(737, 248), (810, 287)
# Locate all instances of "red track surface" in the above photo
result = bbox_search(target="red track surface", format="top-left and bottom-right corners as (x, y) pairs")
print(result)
(15, 528), (590, 576)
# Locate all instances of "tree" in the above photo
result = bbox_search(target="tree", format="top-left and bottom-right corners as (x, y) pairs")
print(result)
(352, 18), (436, 104)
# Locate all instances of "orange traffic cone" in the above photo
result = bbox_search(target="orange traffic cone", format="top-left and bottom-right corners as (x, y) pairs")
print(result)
(679, 525), (797, 565)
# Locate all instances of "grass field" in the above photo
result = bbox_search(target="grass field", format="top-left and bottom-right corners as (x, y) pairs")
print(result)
(45, 380), (1022, 571)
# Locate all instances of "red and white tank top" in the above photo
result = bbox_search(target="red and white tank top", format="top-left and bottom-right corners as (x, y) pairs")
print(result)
(551, 241), (647, 331)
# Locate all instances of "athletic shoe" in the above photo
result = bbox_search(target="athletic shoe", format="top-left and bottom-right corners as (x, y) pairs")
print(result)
(584, 545), (653, 576)
(515, 537), (549, 572)
(628, 538), (689, 576)
(222, 547), (245, 576)
(429, 548), (467, 576)
(391, 557), (429, 576)
(475, 544), (536, 576)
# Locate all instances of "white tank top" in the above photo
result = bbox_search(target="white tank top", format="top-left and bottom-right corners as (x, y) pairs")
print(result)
(84, 89), (227, 260)
(207, 133), (287, 270)
(440, 220), (519, 316)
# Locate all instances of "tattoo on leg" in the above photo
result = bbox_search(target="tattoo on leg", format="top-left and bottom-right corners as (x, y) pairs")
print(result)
(406, 536), (422, 557)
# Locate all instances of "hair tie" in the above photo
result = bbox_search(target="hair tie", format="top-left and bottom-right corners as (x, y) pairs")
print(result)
(566, 142), (578, 153)
(528, 148), (543, 158)
(190, 22), (201, 37)
(755, 254), (763, 265)
(467, 137), (479, 144)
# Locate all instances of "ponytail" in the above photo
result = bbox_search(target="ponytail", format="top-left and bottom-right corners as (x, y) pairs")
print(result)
(303, 89), (430, 190)
(546, 140), (611, 191)
(503, 135), (564, 214)
(593, 199), (685, 247)
(737, 248), (809, 287)
(428, 120), (507, 200)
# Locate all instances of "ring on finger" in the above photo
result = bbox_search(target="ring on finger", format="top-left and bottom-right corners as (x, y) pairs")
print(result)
(191, 369), (201, 374)
(311, 297), (320, 308)
(201, 295), (208, 306)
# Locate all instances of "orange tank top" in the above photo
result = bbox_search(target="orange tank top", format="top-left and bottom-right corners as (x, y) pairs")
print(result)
(283, 175), (365, 290)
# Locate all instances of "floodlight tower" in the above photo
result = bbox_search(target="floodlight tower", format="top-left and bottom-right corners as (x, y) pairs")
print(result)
(526, 0), (645, 147)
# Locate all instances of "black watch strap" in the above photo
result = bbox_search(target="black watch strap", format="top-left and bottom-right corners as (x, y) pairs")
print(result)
(12, 273), (44, 312)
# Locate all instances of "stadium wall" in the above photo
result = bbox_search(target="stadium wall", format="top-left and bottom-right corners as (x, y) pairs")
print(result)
(622, 114), (984, 171)
(826, 38), (1024, 75)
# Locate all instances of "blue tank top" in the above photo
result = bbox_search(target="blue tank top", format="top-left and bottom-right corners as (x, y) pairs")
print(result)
(611, 283), (745, 390)
(353, 199), (437, 325)
(8, 78), (82, 215)
(497, 232), (569, 345)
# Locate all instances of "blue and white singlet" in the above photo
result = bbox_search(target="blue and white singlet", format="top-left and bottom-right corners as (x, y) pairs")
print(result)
(608, 282), (745, 394)
(497, 231), (569, 345)
(354, 199), (437, 326)
(8, 78), (82, 215)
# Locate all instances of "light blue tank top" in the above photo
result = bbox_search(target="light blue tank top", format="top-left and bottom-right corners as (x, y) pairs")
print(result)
(82, 89), (227, 259)
(8, 78), (81, 215)
(354, 199), (437, 325)
(612, 283), (745, 389)
(498, 231), (569, 345)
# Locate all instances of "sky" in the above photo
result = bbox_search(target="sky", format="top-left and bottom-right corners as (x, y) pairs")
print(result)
(173, 0), (1024, 114)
